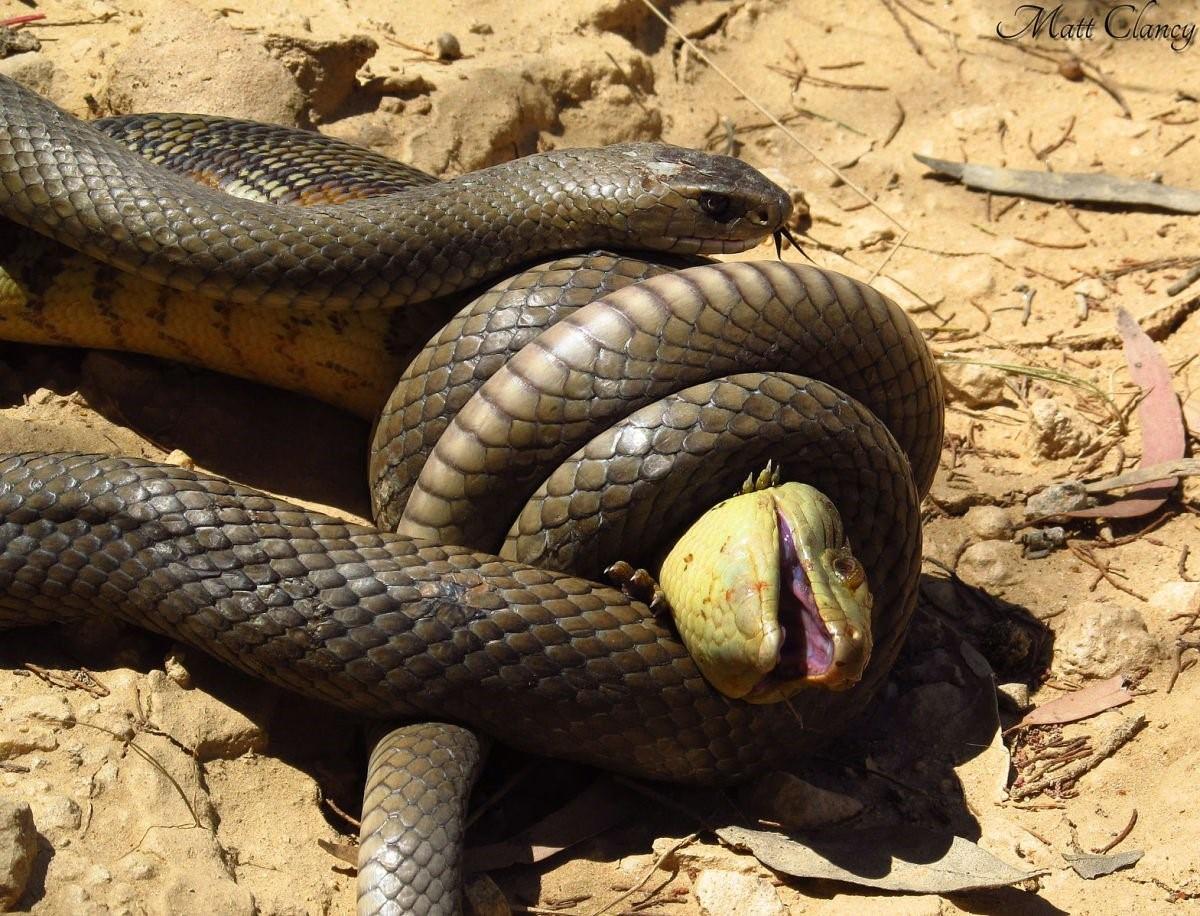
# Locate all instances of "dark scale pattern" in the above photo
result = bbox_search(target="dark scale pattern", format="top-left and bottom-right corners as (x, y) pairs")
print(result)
(0, 74), (790, 312)
(398, 262), (943, 552)
(0, 451), (839, 783)
(358, 725), (484, 916)
(0, 75), (946, 914)
(370, 251), (706, 530)
(93, 113), (440, 203)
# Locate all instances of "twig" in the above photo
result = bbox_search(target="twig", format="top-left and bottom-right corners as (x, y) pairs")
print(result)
(1035, 116), (1076, 160)
(1093, 809), (1138, 854)
(883, 98), (906, 148)
(587, 832), (701, 916)
(1010, 715), (1146, 800)
(1164, 134), (1195, 158)
(636, 0), (908, 232)
(878, 0), (933, 67)
(1167, 264), (1200, 296)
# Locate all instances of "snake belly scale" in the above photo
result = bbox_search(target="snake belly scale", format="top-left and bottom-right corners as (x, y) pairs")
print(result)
(0, 73), (944, 915)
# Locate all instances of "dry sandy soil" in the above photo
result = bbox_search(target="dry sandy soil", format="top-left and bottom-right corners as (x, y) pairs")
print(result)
(1, 0), (1199, 914)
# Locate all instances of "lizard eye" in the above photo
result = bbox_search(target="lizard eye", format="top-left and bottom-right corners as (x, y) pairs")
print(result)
(832, 555), (865, 589)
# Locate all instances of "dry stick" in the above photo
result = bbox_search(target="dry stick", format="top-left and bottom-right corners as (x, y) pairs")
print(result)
(1165, 134), (1195, 158)
(1093, 809), (1138, 855)
(636, 0), (907, 232)
(878, 97), (902, 147)
(1035, 115), (1076, 160)
(586, 832), (702, 916)
(878, 0), (933, 66)
(1167, 264), (1200, 296)
(891, 0), (957, 38)
(1010, 716), (1146, 801)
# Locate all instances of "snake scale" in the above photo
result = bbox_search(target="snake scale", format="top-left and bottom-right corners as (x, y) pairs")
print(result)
(0, 73), (943, 915)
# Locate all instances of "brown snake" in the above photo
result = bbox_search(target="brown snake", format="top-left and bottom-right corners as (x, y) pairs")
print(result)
(0, 74), (943, 914)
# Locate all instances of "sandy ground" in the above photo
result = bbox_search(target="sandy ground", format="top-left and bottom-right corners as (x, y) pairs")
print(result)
(1, 0), (1200, 913)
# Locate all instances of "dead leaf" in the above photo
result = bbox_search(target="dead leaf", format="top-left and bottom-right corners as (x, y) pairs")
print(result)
(914, 155), (1200, 213)
(715, 826), (1045, 893)
(1066, 308), (1186, 519)
(1014, 676), (1134, 729)
(1063, 849), (1143, 879)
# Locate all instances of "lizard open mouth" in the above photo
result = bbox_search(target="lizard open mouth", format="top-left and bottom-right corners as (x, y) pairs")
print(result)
(774, 510), (835, 680)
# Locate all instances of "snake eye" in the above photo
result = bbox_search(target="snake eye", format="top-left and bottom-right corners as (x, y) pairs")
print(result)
(699, 191), (734, 221)
(832, 555), (865, 589)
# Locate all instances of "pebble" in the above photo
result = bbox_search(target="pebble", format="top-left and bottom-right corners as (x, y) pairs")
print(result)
(1148, 581), (1200, 620)
(29, 793), (82, 842)
(0, 797), (36, 910)
(1055, 602), (1164, 680)
(163, 649), (193, 688)
(997, 682), (1032, 712)
(104, 0), (305, 125)
(436, 32), (463, 61)
(145, 669), (267, 761)
(956, 540), (1023, 588)
(940, 361), (1011, 409)
(1025, 482), (1092, 517)
(1027, 398), (1101, 459)
(692, 869), (787, 916)
(964, 505), (1014, 541)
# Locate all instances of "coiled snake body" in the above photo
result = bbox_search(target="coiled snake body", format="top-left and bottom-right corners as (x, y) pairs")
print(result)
(0, 74), (943, 914)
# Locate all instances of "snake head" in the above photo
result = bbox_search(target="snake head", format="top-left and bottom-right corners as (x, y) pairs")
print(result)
(658, 481), (873, 704)
(601, 143), (793, 254)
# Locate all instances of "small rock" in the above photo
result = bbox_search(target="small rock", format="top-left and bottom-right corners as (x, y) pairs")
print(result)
(737, 771), (862, 829)
(8, 695), (75, 728)
(0, 51), (59, 99)
(964, 505), (1014, 541)
(262, 33), (378, 121)
(1148, 581), (1200, 620)
(692, 869), (787, 916)
(145, 670), (267, 761)
(997, 682), (1032, 712)
(940, 361), (1011, 409)
(0, 797), (36, 910)
(163, 450), (195, 471)
(1025, 482), (1092, 518)
(1055, 603), (1164, 680)
(469, 22), (494, 35)
(956, 540), (1023, 588)
(844, 215), (895, 251)
(948, 104), (1005, 133)
(1027, 397), (1101, 459)
(0, 25), (41, 59)
(163, 649), (193, 688)
(104, 0), (305, 125)
(1073, 278), (1108, 302)
(435, 32), (463, 61)
(0, 727), (58, 760)
(360, 71), (437, 99)
(28, 793), (81, 842)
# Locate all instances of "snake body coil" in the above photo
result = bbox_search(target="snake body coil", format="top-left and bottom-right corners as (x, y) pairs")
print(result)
(0, 73), (944, 915)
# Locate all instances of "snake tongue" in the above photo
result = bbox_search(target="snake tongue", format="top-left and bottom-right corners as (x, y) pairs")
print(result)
(775, 512), (834, 679)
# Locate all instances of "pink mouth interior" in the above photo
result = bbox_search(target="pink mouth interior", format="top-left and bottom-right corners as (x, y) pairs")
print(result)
(775, 512), (834, 679)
